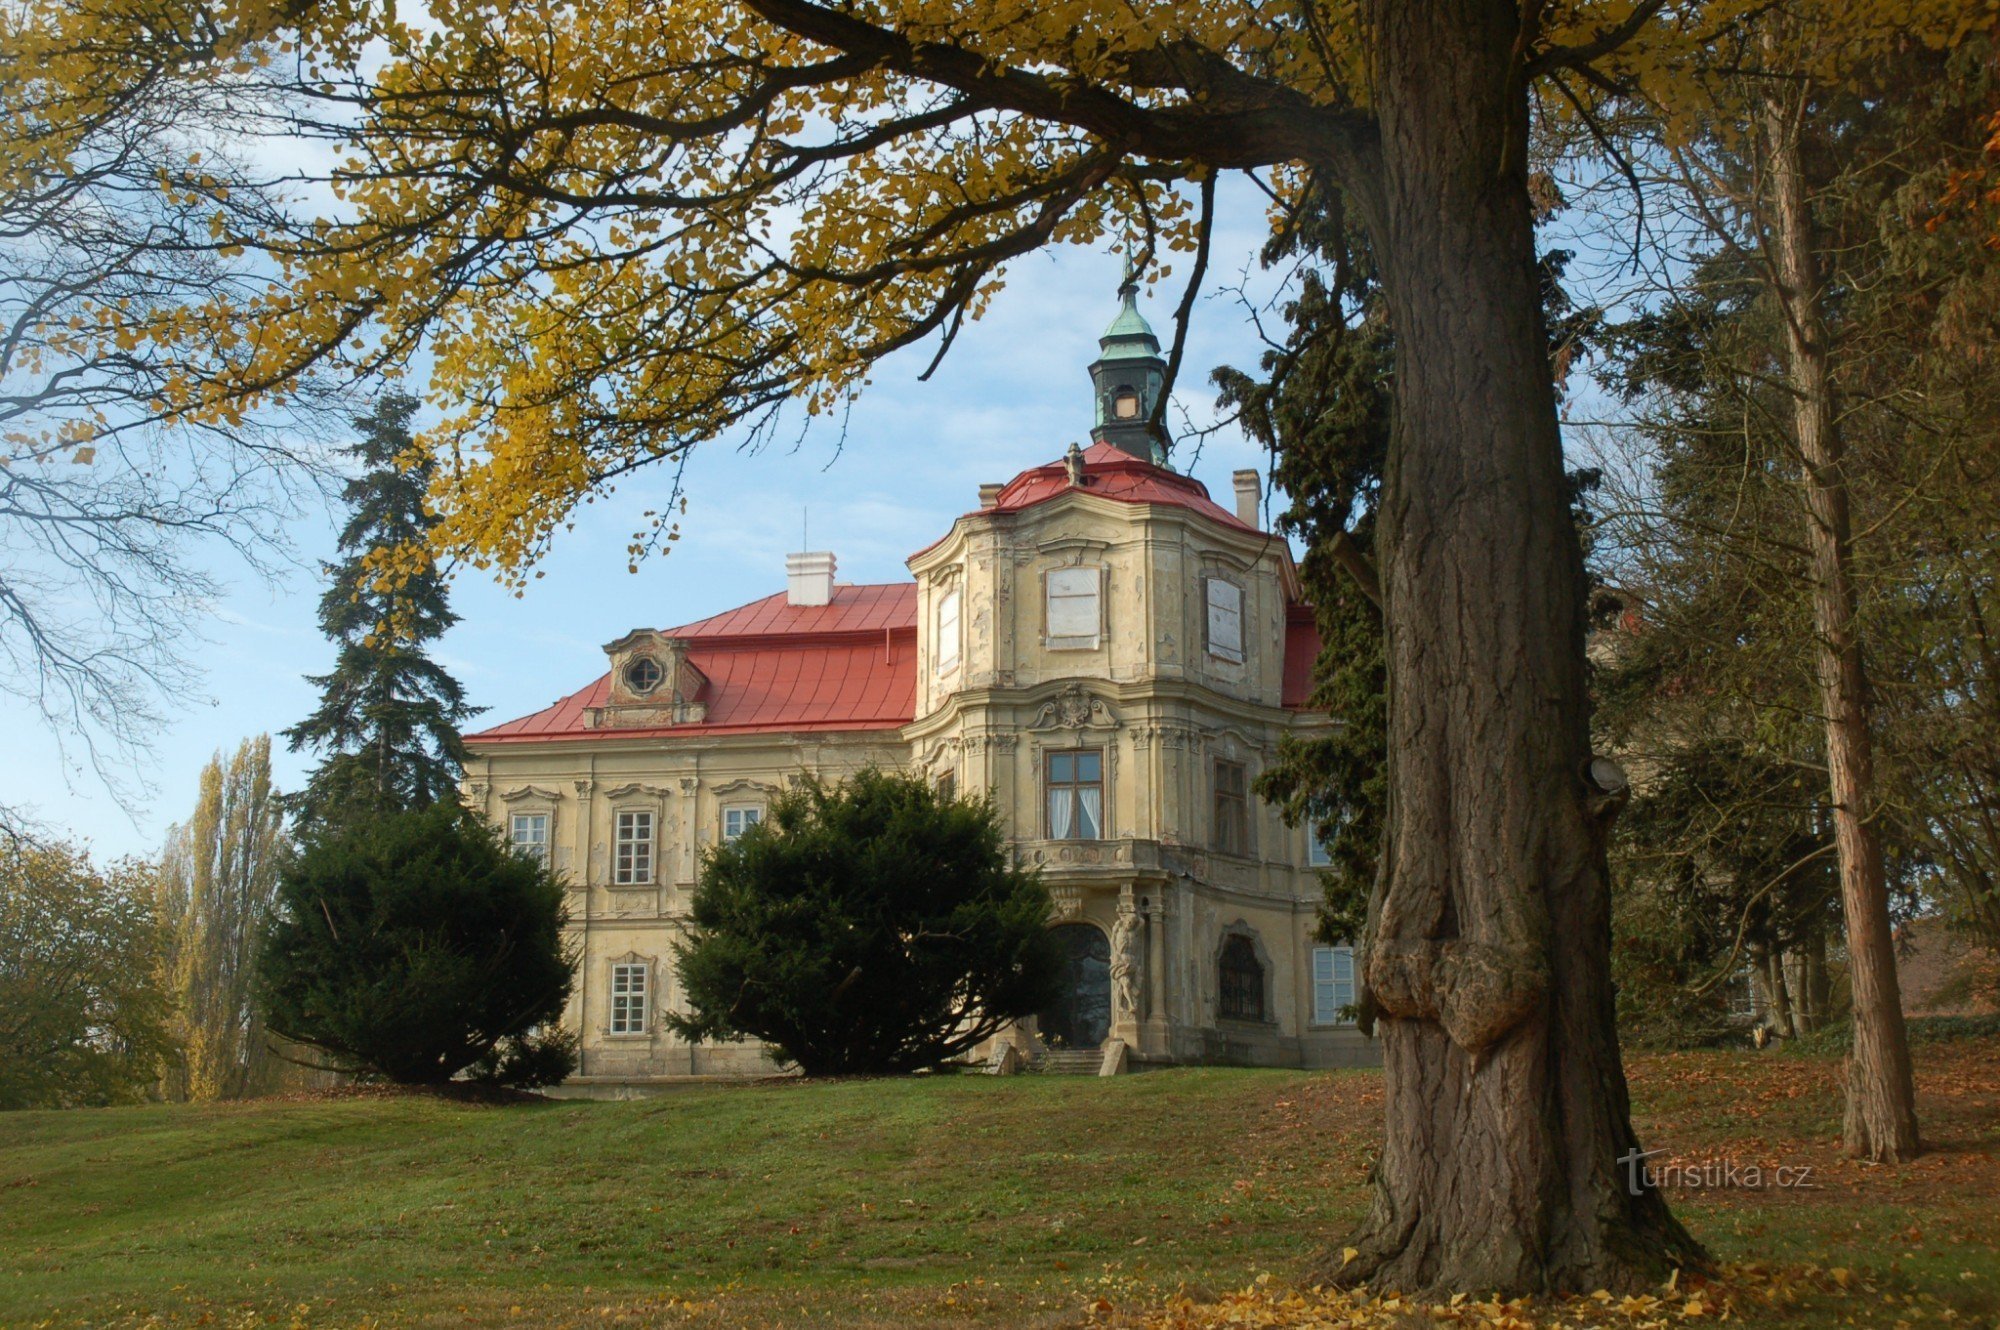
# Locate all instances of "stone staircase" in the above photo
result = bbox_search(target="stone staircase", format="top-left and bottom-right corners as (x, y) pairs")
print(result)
(1034, 1048), (1108, 1075)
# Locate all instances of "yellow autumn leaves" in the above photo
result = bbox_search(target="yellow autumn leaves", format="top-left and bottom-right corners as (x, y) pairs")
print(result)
(6, 0), (1993, 588)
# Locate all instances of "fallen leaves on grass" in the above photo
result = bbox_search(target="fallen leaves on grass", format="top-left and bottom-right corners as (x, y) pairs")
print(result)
(1108, 1263), (1873, 1328)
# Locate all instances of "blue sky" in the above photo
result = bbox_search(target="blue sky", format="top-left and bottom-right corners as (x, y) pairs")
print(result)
(2, 182), (1300, 859)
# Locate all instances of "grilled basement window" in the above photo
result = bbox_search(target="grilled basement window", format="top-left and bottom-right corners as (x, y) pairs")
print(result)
(1219, 935), (1265, 1022)
(610, 962), (649, 1035)
(614, 809), (654, 884)
(1212, 760), (1248, 856)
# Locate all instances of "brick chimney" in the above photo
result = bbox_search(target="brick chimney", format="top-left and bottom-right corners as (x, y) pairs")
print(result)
(786, 550), (837, 607)
(1232, 469), (1260, 527)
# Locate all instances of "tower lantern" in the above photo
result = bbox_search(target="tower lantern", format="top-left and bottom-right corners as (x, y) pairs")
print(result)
(1088, 276), (1170, 466)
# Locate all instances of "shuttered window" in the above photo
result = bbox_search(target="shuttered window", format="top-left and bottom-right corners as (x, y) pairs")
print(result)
(1205, 578), (1244, 663)
(936, 588), (960, 675)
(1046, 566), (1102, 649)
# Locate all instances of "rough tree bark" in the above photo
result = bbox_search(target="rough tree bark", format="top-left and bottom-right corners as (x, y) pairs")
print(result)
(1759, 79), (1921, 1164)
(1316, 0), (1706, 1294)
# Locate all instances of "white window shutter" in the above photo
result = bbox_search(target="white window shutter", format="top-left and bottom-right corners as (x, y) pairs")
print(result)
(1046, 566), (1101, 646)
(936, 589), (960, 673)
(1206, 579), (1243, 662)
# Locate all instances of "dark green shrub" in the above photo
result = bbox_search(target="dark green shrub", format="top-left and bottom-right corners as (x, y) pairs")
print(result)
(257, 803), (573, 1084)
(672, 768), (1060, 1075)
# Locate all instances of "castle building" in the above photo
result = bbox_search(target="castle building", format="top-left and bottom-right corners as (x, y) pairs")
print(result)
(463, 284), (1376, 1080)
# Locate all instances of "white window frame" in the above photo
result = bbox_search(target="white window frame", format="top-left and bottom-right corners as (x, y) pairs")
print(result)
(1313, 944), (1356, 1026)
(1045, 565), (1103, 650)
(1308, 832), (1332, 868)
(613, 809), (654, 885)
(609, 961), (650, 1035)
(509, 811), (550, 864)
(722, 805), (763, 842)
(1205, 577), (1245, 663)
(935, 587), (961, 676)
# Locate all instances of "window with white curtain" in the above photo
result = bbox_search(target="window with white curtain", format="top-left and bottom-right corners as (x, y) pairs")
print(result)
(1314, 945), (1356, 1025)
(610, 962), (649, 1034)
(1045, 748), (1103, 840)
(935, 587), (961, 675)
(1205, 577), (1244, 663)
(1045, 566), (1102, 649)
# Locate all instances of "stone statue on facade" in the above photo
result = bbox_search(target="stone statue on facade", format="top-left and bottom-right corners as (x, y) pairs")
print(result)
(1110, 905), (1143, 1021)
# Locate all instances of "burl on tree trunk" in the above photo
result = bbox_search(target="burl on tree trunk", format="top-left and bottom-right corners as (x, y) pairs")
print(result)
(1315, 0), (1707, 1294)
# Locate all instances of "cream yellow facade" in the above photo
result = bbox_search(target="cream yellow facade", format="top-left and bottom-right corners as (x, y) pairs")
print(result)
(463, 292), (1377, 1081)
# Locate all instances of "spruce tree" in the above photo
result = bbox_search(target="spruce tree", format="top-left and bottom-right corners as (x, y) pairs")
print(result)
(284, 394), (480, 830)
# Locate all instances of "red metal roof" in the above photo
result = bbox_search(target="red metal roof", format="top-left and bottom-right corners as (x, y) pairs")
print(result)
(470, 451), (1323, 748)
(468, 583), (917, 744)
(913, 442), (1254, 560)
(990, 442), (1255, 530)
(667, 582), (914, 640)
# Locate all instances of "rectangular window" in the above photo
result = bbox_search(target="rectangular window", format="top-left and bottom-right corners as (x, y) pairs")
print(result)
(1046, 566), (1102, 649)
(935, 770), (956, 802)
(1213, 760), (1248, 856)
(1308, 832), (1332, 868)
(614, 809), (654, 884)
(1205, 578), (1244, 663)
(1314, 945), (1356, 1025)
(723, 806), (763, 842)
(1044, 748), (1104, 840)
(510, 812), (549, 864)
(936, 588), (961, 675)
(610, 962), (649, 1035)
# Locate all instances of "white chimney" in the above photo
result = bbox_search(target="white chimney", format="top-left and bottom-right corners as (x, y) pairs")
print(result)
(786, 550), (837, 607)
(1232, 469), (1261, 527)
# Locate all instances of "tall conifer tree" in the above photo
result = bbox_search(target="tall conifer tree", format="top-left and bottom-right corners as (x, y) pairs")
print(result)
(284, 395), (479, 829)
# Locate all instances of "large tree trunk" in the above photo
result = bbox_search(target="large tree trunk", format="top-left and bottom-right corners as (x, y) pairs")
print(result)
(1320, 0), (1704, 1295)
(1759, 81), (1921, 1164)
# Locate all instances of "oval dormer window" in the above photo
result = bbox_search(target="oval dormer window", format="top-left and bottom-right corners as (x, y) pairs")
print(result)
(1113, 388), (1141, 419)
(624, 656), (663, 695)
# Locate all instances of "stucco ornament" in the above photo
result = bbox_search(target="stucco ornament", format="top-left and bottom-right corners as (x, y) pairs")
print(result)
(1029, 682), (1120, 731)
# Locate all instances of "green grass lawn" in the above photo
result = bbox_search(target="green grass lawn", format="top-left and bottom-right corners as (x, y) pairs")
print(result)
(2, 1041), (1995, 1328)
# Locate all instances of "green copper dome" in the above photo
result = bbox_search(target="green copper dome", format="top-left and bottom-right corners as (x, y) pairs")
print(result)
(1099, 279), (1160, 355)
(1088, 277), (1169, 465)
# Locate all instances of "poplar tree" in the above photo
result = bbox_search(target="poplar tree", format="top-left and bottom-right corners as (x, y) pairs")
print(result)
(157, 735), (289, 1101)
(284, 395), (479, 831)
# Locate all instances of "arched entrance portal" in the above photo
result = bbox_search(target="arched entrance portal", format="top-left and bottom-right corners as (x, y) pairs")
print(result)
(1039, 923), (1111, 1050)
